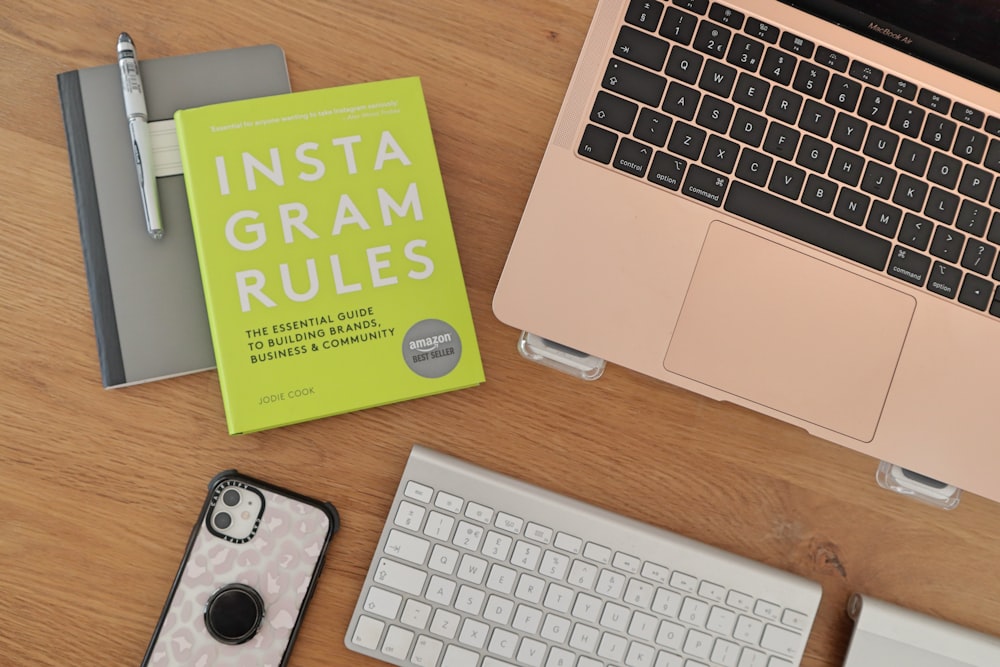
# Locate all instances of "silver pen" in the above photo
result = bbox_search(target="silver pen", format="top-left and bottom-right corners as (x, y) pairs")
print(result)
(117, 32), (163, 240)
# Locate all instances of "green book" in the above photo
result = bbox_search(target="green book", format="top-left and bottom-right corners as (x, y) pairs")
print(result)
(174, 77), (484, 434)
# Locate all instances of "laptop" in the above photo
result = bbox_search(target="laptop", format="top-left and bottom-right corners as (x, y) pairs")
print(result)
(493, 0), (1000, 503)
(843, 594), (1000, 666)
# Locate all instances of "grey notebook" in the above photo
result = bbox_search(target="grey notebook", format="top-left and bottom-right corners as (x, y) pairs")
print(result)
(844, 594), (1000, 667)
(57, 44), (290, 387)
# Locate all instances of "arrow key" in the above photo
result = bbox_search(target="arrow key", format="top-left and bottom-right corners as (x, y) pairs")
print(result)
(959, 273), (993, 311)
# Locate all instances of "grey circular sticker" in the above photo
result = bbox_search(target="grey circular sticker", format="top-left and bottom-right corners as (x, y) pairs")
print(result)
(402, 319), (462, 378)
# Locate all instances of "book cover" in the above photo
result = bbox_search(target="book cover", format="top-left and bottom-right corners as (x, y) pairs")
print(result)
(57, 45), (290, 387)
(174, 77), (484, 433)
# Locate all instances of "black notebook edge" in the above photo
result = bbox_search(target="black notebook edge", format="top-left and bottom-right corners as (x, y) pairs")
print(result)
(57, 69), (126, 388)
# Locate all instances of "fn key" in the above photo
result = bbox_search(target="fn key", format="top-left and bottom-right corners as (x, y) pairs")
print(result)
(578, 124), (618, 164)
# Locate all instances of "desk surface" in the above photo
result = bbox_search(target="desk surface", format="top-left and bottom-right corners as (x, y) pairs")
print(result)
(2, 1), (999, 665)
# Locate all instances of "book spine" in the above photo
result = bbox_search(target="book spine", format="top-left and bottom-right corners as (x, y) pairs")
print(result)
(57, 70), (126, 388)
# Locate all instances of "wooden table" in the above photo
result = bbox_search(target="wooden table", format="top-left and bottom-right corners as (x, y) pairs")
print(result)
(3, 1), (999, 665)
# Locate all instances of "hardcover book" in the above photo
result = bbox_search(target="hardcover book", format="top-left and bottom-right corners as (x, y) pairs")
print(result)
(174, 77), (484, 433)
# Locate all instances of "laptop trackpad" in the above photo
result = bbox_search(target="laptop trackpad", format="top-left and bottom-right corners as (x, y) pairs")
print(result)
(664, 222), (915, 442)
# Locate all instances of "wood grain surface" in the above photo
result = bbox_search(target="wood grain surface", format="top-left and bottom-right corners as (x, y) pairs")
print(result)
(2, 1), (999, 665)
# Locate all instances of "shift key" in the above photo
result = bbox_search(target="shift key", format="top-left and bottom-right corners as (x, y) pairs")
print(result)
(374, 557), (427, 595)
(682, 164), (729, 207)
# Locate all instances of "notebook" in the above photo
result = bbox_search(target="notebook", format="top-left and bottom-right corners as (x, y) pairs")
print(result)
(843, 594), (1000, 666)
(493, 0), (1000, 503)
(58, 45), (290, 387)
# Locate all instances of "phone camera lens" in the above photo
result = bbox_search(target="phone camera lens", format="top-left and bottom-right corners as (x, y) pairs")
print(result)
(214, 511), (232, 530)
(222, 489), (241, 507)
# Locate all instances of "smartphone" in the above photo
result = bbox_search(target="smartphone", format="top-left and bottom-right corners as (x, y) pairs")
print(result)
(140, 470), (340, 666)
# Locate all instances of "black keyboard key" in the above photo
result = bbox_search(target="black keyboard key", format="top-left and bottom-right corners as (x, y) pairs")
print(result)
(895, 139), (930, 176)
(889, 101), (925, 138)
(613, 137), (654, 176)
(733, 73), (770, 110)
(796, 135), (832, 172)
(727, 33), (764, 72)
(861, 162), (897, 199)
(927, 151), (960, 188)
(660, 7), (698, 44)
(780, 32), (814, 57)
(857, 87), (892, 125)
(763, 123), (799, 160)
(695, 95), (734, 133)
(815, 46), (848, 72)
(802, 174), (838, 212)
(929, 225), (965, 262)
(665, 47), (704, 84)
(735, 148), (773, 186)
(667, 121), (706, 159)
(918, 89), (950, 113)
(681, 163), (729, 206)
(928, 261), (961, 298)
(674, 0), (709, 14)
(648, 151), (687, 189)
(952, 103), (985, 128)
(730, 108), (767, 146)
(615, 26), (671, 71)
(953, 126), (988, 163)
(984, 139), (1000, 173)
(699, 59), (738, 96)
(829, 148), (864, 186)
(922, 114), (956, 150)
(959, 273), (993, 310)
(887, 246), (930, 286)
(591, 91), (639, 133)
(834, 188), (870, 225)
(863, 126), (899, 164)
(662, 81), (701, 120)
(793, 61), (829, 98)
(709, 3), (744, 28)
(959, 164), (993, 202)
(725, 181), (892, 269)
(703, 134), (740, 173)
(825, 74), (861, 112)
(745, 18), (779, 43)
(625, 0), (665, 32)
(866, 201), (902, 238)
(578, 124), (618, 163)
(962, 239), (997, 275)
(765, 87), (803, 124)
(988, 212), (1000, 244)
(831, 113), (868, 151)
(768, 161), (806, 199)
(604, 58), (667, 106)
(760, 47), (797, 85)
(849, 61), (883, 86)
(634, 107), (673, 146)
(899, 213), (933, 250)
(692, 21), (731, 58)
(798, 99), (835, 137)
(956, 200), (990, 236)
(990, 288), (1000, 316)
(986, 116), (1000, 137)
(893, 174), (928, 212)
(884, 75), (916, 100)
(924, 187), (959, 225)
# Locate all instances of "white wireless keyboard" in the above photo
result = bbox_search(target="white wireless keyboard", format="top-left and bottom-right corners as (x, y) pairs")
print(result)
(346, 445), (821, 667)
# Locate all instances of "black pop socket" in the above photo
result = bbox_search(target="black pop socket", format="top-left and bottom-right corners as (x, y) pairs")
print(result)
(204, 583), (265, 644)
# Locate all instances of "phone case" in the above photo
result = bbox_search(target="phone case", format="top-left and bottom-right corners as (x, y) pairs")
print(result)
(140, 470), (340, 666)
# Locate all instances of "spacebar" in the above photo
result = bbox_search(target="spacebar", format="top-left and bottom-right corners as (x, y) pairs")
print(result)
(724, 182), (891, 270)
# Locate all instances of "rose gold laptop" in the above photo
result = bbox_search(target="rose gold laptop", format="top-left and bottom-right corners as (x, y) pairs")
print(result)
(494, 0), (1000, 502)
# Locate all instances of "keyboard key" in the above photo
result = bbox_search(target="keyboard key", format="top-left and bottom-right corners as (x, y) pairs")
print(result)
(648, 151), (687, 190)
(863, 126), (899, 164)
(699, 59), (738, 97)
(703, 135), (739, 173)
(591, 91), (639, 133)
(495, 511), (523, 534)
(604, 58), (667, 106)
(375, 557), (427, 595)
(681, 164), (729, 206)
(833, 188), (870, 225)
(395, 500), (426, 530)
(351, 615), (385, 649)
(709, 3), (744, 28)
(553, 532), (582, 553)
(731, 108), (767, 146)
(924, 187), (959, 224)
(796, 134), (832, 172)
(726, 181), (892, 269)
(930, 226), (965, 262)
(363, 586), (403, 619)
(665, 46), (704, 84)
(659, 7), (698, 45)
(695, 95), (733, 133)
(923, 114), (957, 150)
(584, 542), (612, 564)
(761, 623), (803, 658)
(615, 25), (671, 70)
(825, 74), (861, 112)
(866, 201), (902, 238)
(692, 21), (731, 58)
(386, 529), (431, 564)
(401, 599), (433, 629)
(954, 126), (988, 163)
(662, 81), (701, 120)
(959, 274), (993, 310)
(889, 101), (924, 138)
(404, 481), (434, 503)
(952, 102), (985, 128)
(634, 108), (673, 147)
(625, 0), (665, 32)
(735, 148), (773, 186)
(614, 137), (654, 176)
(887, 246), (930, 286)
(792, 61), (829, 98)
(801, 174), (838, 213)
(727, 33), (765, 71)
(382, 625), (414, 659)
(928, 261), (962, 298)
(815, 45), (848, 72)
(768, 161), (805, 199)
(798, 99), (835, 137)
(668, 121), (707, 159)
(733, 73), (770, 110)
(440, 643), (477, 666)
(780, 31), (814, 57)
(957, 200), (990, 236)
(893, 175), (928, 212)
(674, 0), (709, 14)
(959, 164), (993, 202)
(760, 47), (797, 85)
(465, 501), (494, 524)
(849, 60), (882, 85)
(927, 151), (960, 188)
(435, 492), (464, 512)
(962, 240), (997, 275)
(744, 18), (778, 43)
(831, 113), (867, 150)
(765, 87), (803, 124)
(857, 87), (892, 125)
(895, 139), (930, 176)
(918, 89), (950, 113)
(578, 124), (618, 164)
(861, 162), (897, 199)
(884, 74), (916, 100)
(829, 148), (864, 186)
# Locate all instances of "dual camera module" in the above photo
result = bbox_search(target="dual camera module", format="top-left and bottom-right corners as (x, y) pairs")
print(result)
(208, 482), (265, 543)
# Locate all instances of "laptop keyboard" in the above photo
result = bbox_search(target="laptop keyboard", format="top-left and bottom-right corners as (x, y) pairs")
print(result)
(346, 445), (822, 667)
(580, 0), (1000, 317)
